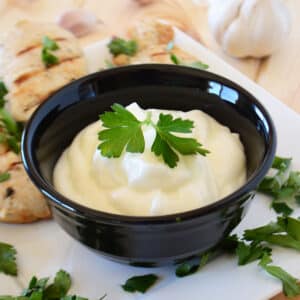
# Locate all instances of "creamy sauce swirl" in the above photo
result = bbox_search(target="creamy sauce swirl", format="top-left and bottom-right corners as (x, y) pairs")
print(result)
(53, 103), (246, 216)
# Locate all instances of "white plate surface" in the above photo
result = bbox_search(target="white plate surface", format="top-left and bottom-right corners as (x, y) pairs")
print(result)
(1, 29), (300, 300)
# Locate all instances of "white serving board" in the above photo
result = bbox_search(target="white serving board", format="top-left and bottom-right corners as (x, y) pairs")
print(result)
(1, 29), (300, 300)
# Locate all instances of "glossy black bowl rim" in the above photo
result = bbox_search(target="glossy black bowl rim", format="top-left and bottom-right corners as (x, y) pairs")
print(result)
(22, 64), (277, 225)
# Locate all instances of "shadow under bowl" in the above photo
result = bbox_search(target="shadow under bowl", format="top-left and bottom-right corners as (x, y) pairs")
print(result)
(22, 64), (276, 266)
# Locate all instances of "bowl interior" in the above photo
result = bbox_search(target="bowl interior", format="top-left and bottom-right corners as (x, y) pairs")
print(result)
(22, 65), (275, 217)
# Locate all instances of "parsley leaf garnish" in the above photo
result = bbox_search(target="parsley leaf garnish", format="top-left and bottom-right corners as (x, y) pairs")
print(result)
(152, 113), (209, 168)
(0, 108), (23, 154)
(121, 274), (158, 294)
(98, 103), (145, 157)
(175, 251), (211, 277)
(0, 242), (17, 276)
(98, 104), (209, 168)
(41, 36), (59, 67)
(108, 37), (138, 57)
(0, 81), (8, 108)
(258, 156), (300, 215)
(170, 53), (209, 70)
(259, 253), (300, 297)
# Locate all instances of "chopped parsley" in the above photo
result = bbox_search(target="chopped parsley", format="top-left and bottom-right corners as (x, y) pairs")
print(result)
(175, 251), (211, 277)
(98, 103), (209, 168)
(170, 53), (209, 70)
(0, 108), (23, 154)
(0, 81), (8, 108)
(235, 240), (272, 266)
(0, 268), (97, 300)
(259, 253), (300, 297)
(258, 156), (300, 215)
(225, 216), (300, 297)
(121, 274), (158, 293)
(107, 37), (138, 57)
(41, 36), (60, 67)
(0, 242), (17, 276)
(0, 172), (10, 183)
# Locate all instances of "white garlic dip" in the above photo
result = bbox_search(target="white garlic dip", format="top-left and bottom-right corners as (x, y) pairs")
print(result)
(53, 103), (246, 216)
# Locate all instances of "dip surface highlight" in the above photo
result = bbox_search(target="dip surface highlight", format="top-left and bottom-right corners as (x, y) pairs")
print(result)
(53, 103), (246, 216)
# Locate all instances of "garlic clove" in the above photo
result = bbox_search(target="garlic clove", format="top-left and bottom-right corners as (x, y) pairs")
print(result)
(208, 0), (291, 58)
(209, 0), (243, 44)
(57, 9), (99, 38)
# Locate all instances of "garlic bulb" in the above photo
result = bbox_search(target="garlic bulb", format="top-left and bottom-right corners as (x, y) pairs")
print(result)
(208, 0), (291, 58)
(57, 9), (99, 38)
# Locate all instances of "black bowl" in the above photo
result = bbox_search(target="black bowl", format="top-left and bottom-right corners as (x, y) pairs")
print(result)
(22, 64), (276, 266)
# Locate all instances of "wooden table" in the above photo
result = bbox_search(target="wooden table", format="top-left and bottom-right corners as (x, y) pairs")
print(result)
(0, 1), (299, 299)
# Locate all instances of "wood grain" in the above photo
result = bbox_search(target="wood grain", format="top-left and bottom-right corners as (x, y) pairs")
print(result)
(0, 0), (299, 299)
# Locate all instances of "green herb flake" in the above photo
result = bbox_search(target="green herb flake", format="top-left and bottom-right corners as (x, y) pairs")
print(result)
(22, 276), (49, 297)
(0, 81), (8, 108)
(61, 296), (88, 300)
(272, 202), (293, 216)
(0, 242), (17, 276)
(122, 274), (158, 294)
(258, 156), (300, 215)
(98, 103), (209, 168)
(0, 108), (23, 154)
(42, 36), (59, 51)
(176, 252), (211, 277)
(108, 38), (137, 57)
(244, 217), (300, 252)
(259, 253), (300, 298)
(1, 267), (93, 300)
(186, 61), (209, 70)
(236, 241), (271, 266)
(170, 53), (180, 65)
(44, 270), (71, 299)
(0, 172), (10, 183)
(41, 36), (59, 67)
(169, 53), (209, 70)
(176, 262), (198, 277)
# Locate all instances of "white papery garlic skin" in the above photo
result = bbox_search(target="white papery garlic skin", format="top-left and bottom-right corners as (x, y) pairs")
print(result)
(57, 9), (98, 38)
(208, 0), (291, 58)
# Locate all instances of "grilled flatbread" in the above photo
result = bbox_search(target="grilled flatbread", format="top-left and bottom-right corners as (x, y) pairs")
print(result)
(113, 20), (197, 66)
(0, 21), (87, 122)
(0, 151), (51, 223)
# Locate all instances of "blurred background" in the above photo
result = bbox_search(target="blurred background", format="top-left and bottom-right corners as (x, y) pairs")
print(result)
(0, 0), (299, 113)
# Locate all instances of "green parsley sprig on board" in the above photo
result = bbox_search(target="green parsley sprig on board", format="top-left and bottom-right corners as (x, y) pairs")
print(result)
(0, 242), (17, 276)
(175, 251), (211, 277)
(258, 156), (300, 216)
(98, 103), (209, 168)
(225, 216), (300, 297)
(121, 274), (158, 294)
(108, 37), (138, 57)
(41, 36), (60, 67)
